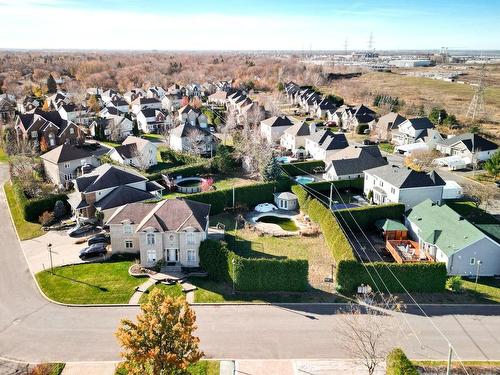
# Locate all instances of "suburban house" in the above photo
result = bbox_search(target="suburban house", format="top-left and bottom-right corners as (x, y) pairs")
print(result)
(108, 136), (157, 168)
(147, 86), (167, 99)
(169, 122), (215, 155)
(280, 121), (316, 153)
(136, 108), (171, 133)
(69, 164), (163, 222)
(100, 89), (122, 104)
(15, 109), (84, 149)
(260, 115), (295, 143)
(363, 165), (446, 209)
(315, 98), (337, 119)
(304, 129), (349, 161)
(370, 112), (407, 141)
(161, 93), (183, 112)
(435, 133), (498, 167)
(131, 97), (162, 115)
(57, 103), (79, 122)
(391, 117), (435, 145)
(124, 89), (146, 104)
(89, 116), (133, 141)
(323, 145), (388, 181)
(341, 105), (376, 131)
(207, 91), (229, 105)
(0, 93), (16, 123)
(40, 143), (104, 186)
(18, 96), (41, 113)
(106, 198), (211, 268)
(108, 99), (129, 113)
(406, 199), (500, 276)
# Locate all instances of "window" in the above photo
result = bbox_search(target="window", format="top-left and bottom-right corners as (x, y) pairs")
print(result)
(125, 240), (133, 249)
(31, 131), (38, 139)
(379, 181), (384, 187)
(147, 249), (157, 263)
(64, 162), (71, 169)
(69, 127), (74, 135)
(186, 232), (195, 245)
(123, 224), (132, 234)
(187, 250), (196, 262)
(64, 174), (72, 181)
(469, 258), (475, 265)
(391, 187), (396, 194)
(147, 233), (156, 245)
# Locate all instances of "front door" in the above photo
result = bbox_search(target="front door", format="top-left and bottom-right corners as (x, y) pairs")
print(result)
(166, 249), (179, 263)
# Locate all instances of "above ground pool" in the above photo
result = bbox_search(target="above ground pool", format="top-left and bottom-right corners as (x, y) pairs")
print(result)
(295, 175), (314, 185)
(175, 177), (203, 193)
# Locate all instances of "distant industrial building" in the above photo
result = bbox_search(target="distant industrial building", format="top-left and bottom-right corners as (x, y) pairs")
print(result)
(389, 59), (433, 68)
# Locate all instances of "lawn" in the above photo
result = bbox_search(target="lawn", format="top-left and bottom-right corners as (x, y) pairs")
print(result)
(461, 277), (500, 303)
(469, 172), (497, 184)
(4, 181), (44, 240)
(141, 133), (165, 142)
(446, 200), (500, 243)
(99, 140), (121, 148)
(0, 146), (8, 163)
(115, 360), (219, 375)
(35, 257), (144, 304)
(138, 283), (184, 304)
(256, 216), (299, 231)
(378, 143), (395, 154)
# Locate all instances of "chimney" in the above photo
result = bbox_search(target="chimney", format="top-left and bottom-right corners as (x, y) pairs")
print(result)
(309, 122), (316, 134)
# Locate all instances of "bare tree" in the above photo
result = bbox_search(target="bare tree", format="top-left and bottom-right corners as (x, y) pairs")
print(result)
(220, 109), (238, 145)
(130, 145), (150, 171)
(462, 183), (499, 211)
(263, 93), (282, 117)
(233, 125), (272, 178)
(185, 127), (210, 155)
(404, 150), (439, 172)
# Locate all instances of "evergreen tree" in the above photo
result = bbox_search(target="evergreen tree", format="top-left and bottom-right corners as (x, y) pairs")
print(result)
(261, 155), (282, 182)
(484, 150), (500, 178)
(47, 74), (57, 94)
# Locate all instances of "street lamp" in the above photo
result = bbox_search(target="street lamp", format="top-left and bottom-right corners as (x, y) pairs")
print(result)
(474, 260), (482, 291)
(47, 243), (53, 274)
(231, 258), (236, 295)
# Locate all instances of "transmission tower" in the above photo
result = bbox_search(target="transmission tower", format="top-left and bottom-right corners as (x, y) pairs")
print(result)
(344, 37), (349, 55)
(466, 65), (487, 121)
(368, 32), (374, 51)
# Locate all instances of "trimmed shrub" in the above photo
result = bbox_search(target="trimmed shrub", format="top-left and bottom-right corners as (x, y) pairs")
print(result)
(386, 348), (418, 375)
(281, 160), (325, 177)
(334, 203), (405, 231)
(446, 275), (463, 292)
(306, 178), (364, 194)
(13, 182), (68, 222)
(199, 239), (230, 281)
(356, 124), (369, 134)
(336, 260), (447, 293)
(146, 162), (210, 181)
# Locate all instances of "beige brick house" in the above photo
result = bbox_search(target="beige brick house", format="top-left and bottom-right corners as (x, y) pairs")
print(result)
(106, 199), (211, 268)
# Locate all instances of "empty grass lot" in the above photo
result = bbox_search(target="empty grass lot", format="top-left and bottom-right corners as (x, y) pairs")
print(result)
(35, 257), (144, 304)
(138, 283), (184, 304)
(3, 181), (44, 240)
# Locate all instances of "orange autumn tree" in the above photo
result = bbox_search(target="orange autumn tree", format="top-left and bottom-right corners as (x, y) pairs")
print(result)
(116, 289), (203, 375)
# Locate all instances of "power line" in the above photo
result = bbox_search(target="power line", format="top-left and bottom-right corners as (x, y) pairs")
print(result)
(466, 65), (487, 121)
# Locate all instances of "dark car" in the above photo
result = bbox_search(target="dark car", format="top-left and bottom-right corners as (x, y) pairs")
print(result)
(363, 139), (378, 145)
(87, 233), (110, 246)
(67, 224), (94, 237)
(79, 243), (108, 259)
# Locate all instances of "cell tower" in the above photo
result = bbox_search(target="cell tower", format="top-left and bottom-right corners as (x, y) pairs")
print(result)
(466, 65), (487, 121)
(368, 32), (374, 51)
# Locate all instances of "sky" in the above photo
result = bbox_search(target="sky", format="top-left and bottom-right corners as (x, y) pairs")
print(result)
(1, 0), (499, 51)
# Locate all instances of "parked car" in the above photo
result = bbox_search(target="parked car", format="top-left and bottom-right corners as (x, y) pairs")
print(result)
(88, 233), (110, 246)
(79, 243), (108, 259)
(67, 224), (94, 237)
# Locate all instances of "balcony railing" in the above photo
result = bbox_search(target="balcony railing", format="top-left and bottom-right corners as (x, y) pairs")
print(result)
(386, 240), (434, 263)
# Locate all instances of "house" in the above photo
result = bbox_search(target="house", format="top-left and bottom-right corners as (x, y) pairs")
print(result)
(161, 93), (183, 112)
(40, 143), (104, 186)
(406, 199), (500, 276)
(47, 91), (70, 110)
(273, 192), (298, 211)
(70, 164), (163, 223)
(100, 89), (121, 104)
(0, 94), (16, 123)
(99, 106), (127, 118)
(363, 165), (446, 209)
(215, 80), (232, 92)
(15, 109), (84, 149)
(124, 89), (146, 104)
(315, 98), (337, 119)
(89, 116), (133, 141)
(18, 96), (41, 113)
(391, 117), (435, 145)
(147, 86), (166, 99)
(370, 112), (407, 141)
(435, 133), (498, 164)
(169, 123), (214, 155)
(342, 105), (376, 131)
(178, 105), (202, 125)
(131, 97), (162, 114)
(108, 136), (157, 168)
(106, 198), (210, 268)
(304, 129), (349, 161)
(323, 145), (388, 181)
(207, 91), (228, 105)
(260, 115), (295, 143)
(136, 108), (171, 133)
(280, 121), (316, 153)
(108, 99), (129, 113)
(57, 103), (79, 122)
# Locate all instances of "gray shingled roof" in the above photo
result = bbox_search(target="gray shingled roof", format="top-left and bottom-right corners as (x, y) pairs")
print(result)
(438, 133), (498, 152)
(261, 115), (295, 128)
(40, 143), (101, 164)
(76, 164), (146, 193)
(365, 164), (446, 189)
(94, 185), (156, 210)
(326, 145), (387, 176)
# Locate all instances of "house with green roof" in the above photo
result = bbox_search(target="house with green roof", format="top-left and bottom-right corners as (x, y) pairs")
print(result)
(406, 199), (500, 276)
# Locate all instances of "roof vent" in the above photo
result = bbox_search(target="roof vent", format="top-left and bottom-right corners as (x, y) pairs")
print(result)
(458, 216), (464, 221)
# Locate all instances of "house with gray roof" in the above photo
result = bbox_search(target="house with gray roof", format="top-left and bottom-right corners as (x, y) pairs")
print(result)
(260, 115), (296, 143)
(323, 145), (387, 181)
(391, 117), (435, 145)
(70, 163), (163, 223)
(108, 136), (157, 169)
(106, 198), (210, 268)
(280, 121), (317, 153)
(305, 129), (349, 161)
(406, 199), (500, 276)
(364, 164), (446, 209)
(435, 133), (498, 164)
(370, 112), (406, 141)
(169, 122), (214, 155)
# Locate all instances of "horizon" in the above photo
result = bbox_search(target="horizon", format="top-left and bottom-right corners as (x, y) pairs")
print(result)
(1, 0), (499, 51)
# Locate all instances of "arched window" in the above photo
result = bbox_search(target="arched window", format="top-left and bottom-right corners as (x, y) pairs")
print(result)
(147, 233), (156, 245)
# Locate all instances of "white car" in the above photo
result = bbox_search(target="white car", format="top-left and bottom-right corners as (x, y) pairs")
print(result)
(254, 203), (278, 213)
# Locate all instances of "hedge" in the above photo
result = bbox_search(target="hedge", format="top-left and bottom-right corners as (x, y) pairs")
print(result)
(386, 348), (418, 375)
(280, 160), (325, 177)
(145, 161), (210, 181)
(12, 182), (68, 222)
(189, 178), (291, 214)
(199, 239), (308, 292)
(306, 178), (364, 194)
(334, 203), (405, 231)
(336, 260), (447, 293)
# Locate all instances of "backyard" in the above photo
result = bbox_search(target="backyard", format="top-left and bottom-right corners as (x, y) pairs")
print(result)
(139, 283), (184, 304)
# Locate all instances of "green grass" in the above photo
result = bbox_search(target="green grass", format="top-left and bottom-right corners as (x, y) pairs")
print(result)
(29, 363), (65, 375)
(3, 181), (44, 240)
(256, 215), (299, 231)
(378, 143), (395, 153)
(141, 133), (165, 141)
(115, 360), (219, 375)
(35, 257), (144, 304)
(461, 277), (500, 303)
(139, 283), (184, 304)
(0, 146), (8, 163)
(446, 200), (500, 243)
(99, 140), (121, 148)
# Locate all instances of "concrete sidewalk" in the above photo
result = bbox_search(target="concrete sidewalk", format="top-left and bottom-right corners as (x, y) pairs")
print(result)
(61, 362), (118, 375)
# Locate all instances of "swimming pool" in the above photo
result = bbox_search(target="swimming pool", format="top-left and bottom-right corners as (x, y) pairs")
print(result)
(276, 156), (292, 164)
(295, 175), (314, 185)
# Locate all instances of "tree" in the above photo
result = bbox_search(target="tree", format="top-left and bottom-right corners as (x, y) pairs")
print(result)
(53, 200), (67, 218)
(261, 154), (281, 181)
(87, 94), (101, 113)
(211, 144), (235, 174)
(39, 136), (49, 152)
(484, 150), (500, 178)
(404, 150), (439, 172)
(116, 290), (203, 375)
(462, 183), (499, 211)
(42, 99), (51, 112)
(185, 127), (209, 155)
(200, 177), (214, 192)
(428, 106), (447, 125)
(326, 94), (344, 107)
(47, 74), (57, 94)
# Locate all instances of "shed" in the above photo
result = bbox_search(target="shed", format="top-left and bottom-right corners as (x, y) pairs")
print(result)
(273, 192), (298, 211)
(375, 219), (408, 241)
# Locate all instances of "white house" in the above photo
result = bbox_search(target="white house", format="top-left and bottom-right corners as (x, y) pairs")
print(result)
(136, 108), (171, 134)
(304, 129), (349, 161)
(131, 97), (162, 115)
(280, 121), (316, 153)
(260, 115), (295, 143)
(391, 118), (435, 146)
(435, 133), (498, 165)
(108, 136), (157, 169)
(169, 123), (214, 155)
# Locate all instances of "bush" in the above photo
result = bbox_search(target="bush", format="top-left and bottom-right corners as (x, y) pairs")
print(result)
(386, 348), (418, 375)
(146, 162), (210, 181)
(280, 160), (325, 177)
(38, 211), (55, 226)
(53, 200), (67, 218)
(356, 124), (369, 134)
(446, 275), (463, 292)
(159, 148), (200, 165)
(334, 203), (405, 231)
(199, 240), (308, 292)
(336, 260), (447, 293)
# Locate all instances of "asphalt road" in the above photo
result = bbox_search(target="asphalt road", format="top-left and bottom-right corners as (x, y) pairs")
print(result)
(0, 165), (500, 363)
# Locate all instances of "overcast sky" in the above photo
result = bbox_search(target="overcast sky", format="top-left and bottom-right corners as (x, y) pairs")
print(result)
(1, 0), (499, 51)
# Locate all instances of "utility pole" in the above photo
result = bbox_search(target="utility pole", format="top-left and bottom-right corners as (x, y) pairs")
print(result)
(329, 183), (333, 209)
(475, 260), (482, 290)
(47, 243), (53, 274)
(446, 344), (453, 375)
(466, 64), (487, 121)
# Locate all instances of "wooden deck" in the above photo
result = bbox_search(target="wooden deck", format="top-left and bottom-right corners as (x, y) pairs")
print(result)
(386, 240), (434, 263)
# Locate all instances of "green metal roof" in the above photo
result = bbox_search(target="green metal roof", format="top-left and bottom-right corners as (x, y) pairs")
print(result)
(375, 218), (408, 232)
(407, 199), (487, 257)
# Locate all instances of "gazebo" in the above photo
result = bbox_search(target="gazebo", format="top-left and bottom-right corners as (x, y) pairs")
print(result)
(375, 218), (408, 241)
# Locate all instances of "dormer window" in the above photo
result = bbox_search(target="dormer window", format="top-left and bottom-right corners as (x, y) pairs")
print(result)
(147, 233), (156, 245)
(123, 224), (132, 234)
(69, 127), (74, 135)
(186, 232), (195, 245)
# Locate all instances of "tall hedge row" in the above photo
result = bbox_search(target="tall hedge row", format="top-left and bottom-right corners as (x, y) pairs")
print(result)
(12, 182), (68, 222)
(306, 178), (364, 193)
(189, 178), (291, 214)
(280, 160), (325, 176)
(146, 161), (210, 181)
(386, 348), (418, 375)
(199, 239), (308, 292)
(336, 260), (447, 293)
(334, 203), (405, 231)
